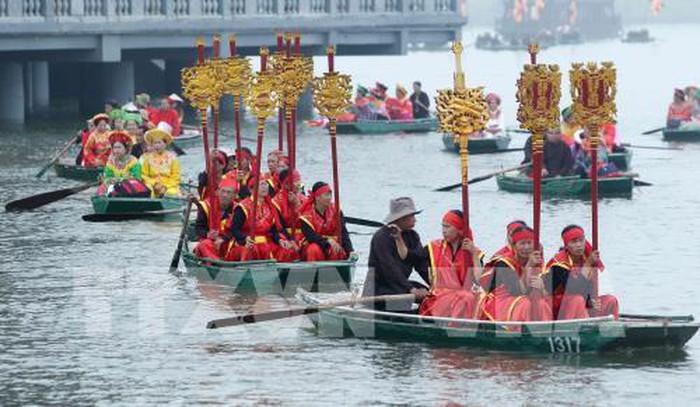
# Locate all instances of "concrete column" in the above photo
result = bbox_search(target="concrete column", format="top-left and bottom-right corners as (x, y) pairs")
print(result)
(0, 63), (25, 123)
(23, 63), (34, 115)
(32, 61), (50, 112)
(102, 61), (135, 105)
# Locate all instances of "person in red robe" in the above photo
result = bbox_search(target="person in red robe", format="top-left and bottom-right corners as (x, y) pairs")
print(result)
(193, 177), (239, 260)
(263, 150), (283, 195)
(385, 84), (413, 121)
(490, 220), (528, 261)
(299, 182), (353, 261)
(543, 225), (619, 320)
(83, 113), (112, 167)
(418, 210), (485, 319)
(223, 178), (298, 262)
(272, 168), (305, 247)
(476, 227), (552, 322)
(197, 150), (230, 201)
(148, 97), (181, 137)
(223, 147), (253, 199)
(667, 88), (693, 128)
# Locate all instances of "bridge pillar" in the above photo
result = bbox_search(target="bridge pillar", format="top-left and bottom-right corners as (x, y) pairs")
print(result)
(32, 61), (50, 113)
(23, 63), (34, 115)
(0, 62), (25, 123)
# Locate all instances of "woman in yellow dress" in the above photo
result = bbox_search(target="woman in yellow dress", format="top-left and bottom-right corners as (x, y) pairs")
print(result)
(140, 128), (181, 197)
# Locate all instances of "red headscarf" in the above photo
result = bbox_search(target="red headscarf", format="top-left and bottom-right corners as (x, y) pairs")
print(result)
(299, 183), (331, 215)
(442, 210), (473, 239)
(511, 228), (535, 244)
(561, 226), (604, 271)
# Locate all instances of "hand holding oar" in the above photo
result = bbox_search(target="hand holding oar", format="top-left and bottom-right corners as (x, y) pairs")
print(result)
(206, 293), (415, 329)
(35, 135), (78, 178)
(82, 208), (183, 222)
(6, 181), (99, 212)
(435, 163), (531, 192)
(641, 126), (666, 135)
(169, 198), (194, 273)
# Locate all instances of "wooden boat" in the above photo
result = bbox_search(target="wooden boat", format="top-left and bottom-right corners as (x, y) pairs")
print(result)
(496, 174), (634, 197)
(91, 195), (186, 218)
(442, 133), (512, 154)
(336, 118), (438, 135)
(181, 245), (356, 295)
(54, 161), (103, 181)
(171, 126), (202, 148)
(662, 128), (700, 142)
(297, 290), (699, 353)
(608, 149), (632, 171)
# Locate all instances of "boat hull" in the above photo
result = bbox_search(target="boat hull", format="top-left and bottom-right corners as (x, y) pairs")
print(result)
(182, 248), (355, 295)
(336, 118), (438, 134)
(298, 291), (698, 353)
(54, 162), (103, 181)
(442, 133), (512, 154)
(91, 196), (186, 215)
(608, 150), (632, 171)
(662, 128), (700, 142)
(496, 174), (634, 197)
(171, 127), (202, 148)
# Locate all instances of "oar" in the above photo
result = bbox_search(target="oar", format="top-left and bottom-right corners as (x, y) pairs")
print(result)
(506, 128), (531, 134)
(81, 208), (183, 222)
(206, 293), (415, 329)
(35, 135), (78, 178)
(344, 216), (384, 228)
(621, 143), (682, 151)
(634, 180), (653, 187)
(170, 143), (187, 156)
(169, 198), (194, 273)
(5, 181), (99, 212)
(620, 313), (694, 322)
(435, 163), (531, 192)
(641, 126), (666, 135)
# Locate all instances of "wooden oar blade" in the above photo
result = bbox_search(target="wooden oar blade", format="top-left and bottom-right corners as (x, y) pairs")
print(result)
(344, 216), (384, 228)
(6, 182), (97, 211)
(169, 199), (194, 273)
(434, 183), (461, 192)
(641, 126), (667, 135)
(633, 180), (653, 187)
(207, 307), (318, 329)
(82, 209), (182, 222)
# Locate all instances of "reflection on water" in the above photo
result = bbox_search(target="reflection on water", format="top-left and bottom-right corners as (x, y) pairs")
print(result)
(1, 25), (700, 405)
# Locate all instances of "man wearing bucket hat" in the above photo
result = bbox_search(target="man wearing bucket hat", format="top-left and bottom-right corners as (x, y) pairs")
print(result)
(362, 197), (430, 311)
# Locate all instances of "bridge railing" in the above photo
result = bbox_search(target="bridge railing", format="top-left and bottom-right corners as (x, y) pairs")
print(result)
(0, 0), (459, 20)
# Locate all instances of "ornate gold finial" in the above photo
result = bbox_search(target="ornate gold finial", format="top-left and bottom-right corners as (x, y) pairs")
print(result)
(528, 43), (539, 59)
(313, 47), (352, 120)
(228, 33), (236, 42)
(451, 41), (466, 90)
(260, 46), (269, 57)
(196, 37), (205, 47)
(570, 61), (617, 139)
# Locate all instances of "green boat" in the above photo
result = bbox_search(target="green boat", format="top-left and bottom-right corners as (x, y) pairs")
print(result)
(442, 133), (513, 154)
(662, 128), (700, 142)
(496, 174), (634, 197)
(54, 161), (103, 181)
(182, 245), (356, 295)
(298, 290), (699, 353)
(336, 118), (438, 135)
(91, 195), (186, 217)
(608, 149), (632, 171)
(171, 127), (202, 149)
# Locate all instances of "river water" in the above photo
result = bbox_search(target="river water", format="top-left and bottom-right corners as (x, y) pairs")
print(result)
(1, 25), (699, 406)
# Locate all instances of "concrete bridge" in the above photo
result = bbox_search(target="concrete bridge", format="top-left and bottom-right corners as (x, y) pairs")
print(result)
(0, 0), (468, 123)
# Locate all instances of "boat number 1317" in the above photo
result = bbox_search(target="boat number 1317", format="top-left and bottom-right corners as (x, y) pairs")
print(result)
(547, 336), (582, 353)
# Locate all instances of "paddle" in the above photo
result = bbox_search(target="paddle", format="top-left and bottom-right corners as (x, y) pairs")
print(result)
(169, 198), (194, 273)
(633, 180), (653, 187)
(5, 181), (99, 212)
(620, 143), (682, 151)
(170, 143), (187, 156)
(344, 216), (384, 228)
(619, 313), (694, 322)
(35, 135), (78, 178)
(82, 209), (183, 222)
(641, 126), (666, 135)
(206, 293), (415, 329)
(435, 163), (531, 192)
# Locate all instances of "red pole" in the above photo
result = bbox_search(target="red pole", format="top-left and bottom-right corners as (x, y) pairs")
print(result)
(212, 35), (221, 149)
(528, 45), (542, 320)
(250, 47), (269, 235)
(327, 46), (342, 244)
(591, 128), (600, 297)
(291, 108), (297, 170)
(229, 34), (242, 169)
(459, 133), (470, 232)
(277, 32), (285, 152)
(228, 33), (236, 57)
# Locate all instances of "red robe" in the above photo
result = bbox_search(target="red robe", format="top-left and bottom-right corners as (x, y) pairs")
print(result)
(299, 203), (349, 261)
(477, 253), (552, 323)
(544, 249), (619, 320)
(418, 239), (484, 319)
(193, 199), (232, 260)
(149, 108), (181, 136)
(272, 189), (305, 243)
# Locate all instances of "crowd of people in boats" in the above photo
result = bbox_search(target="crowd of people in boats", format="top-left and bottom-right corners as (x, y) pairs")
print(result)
(521, 106), (626, 179)
(667, 86), (700, 129)
(310, 81), (431, 125)
(363, 197), (619, 323)
(74, 93), (187, 198)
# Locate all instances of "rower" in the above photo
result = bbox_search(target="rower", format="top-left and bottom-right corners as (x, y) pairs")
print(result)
(263, 150), (283, 195)
(417, 210), (485, 319)
(477, 226), (552, 322)
(667, 88), (693, 129)
(362, 197), (429, 311)
(491, 220), (528, 260)
(140, 127), (181, 197)
(272, 169), (305, 246)
(409, 81), (431, 119)
(385, 84), (413, 120)
(522, 128), (574, 177)
(543, 225), (619, 320)
(223, 178), (298, 262)
(223, 147), (253, 199)
(299, 182), (353, 261)
(571, 129), (621, 179)
(198, 150), (229, 200)
(192, 177), (238, 260)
